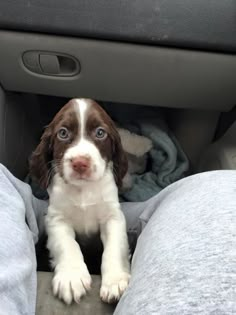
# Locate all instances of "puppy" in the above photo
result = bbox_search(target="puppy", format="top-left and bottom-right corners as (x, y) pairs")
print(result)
(30, 98), (130, 304)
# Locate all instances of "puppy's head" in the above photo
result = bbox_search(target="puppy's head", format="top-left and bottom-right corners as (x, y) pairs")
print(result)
(30, 99), (127, 189)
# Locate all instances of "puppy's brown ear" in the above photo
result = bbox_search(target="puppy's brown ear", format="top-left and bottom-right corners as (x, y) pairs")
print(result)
(29, 126), (53, 190)
(111, 128), (128, 188)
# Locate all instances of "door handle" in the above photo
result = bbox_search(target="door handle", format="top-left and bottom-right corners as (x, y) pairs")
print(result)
(22, 51), (80, 76)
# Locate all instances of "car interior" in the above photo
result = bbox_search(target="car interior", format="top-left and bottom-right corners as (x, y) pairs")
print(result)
(0, 1), (236, 314)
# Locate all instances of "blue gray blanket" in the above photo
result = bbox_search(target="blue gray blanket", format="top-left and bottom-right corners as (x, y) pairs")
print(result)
(117, 121), (189, 202)
(120, 121), (189, 201)
(26, 103), (189, 202)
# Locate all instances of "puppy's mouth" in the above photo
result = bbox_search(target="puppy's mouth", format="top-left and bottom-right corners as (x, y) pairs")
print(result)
(67, 163), (99, 182)
(70, 169), (93, 181)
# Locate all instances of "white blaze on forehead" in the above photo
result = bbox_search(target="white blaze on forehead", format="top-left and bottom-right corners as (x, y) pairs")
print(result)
(63, 99), (106, 184)
(74, 99), (90, 138)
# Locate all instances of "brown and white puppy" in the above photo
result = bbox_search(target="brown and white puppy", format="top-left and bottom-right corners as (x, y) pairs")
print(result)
(30, 99), (130, 304)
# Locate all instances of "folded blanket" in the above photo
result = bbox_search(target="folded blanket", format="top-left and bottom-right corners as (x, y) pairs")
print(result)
(119, 120), (189, 202)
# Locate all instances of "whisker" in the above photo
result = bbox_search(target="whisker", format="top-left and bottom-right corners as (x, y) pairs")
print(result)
(37, 160), (58, 188)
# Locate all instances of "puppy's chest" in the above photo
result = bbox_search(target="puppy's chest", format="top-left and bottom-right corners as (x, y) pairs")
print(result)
(65, 204), (101, 235)
(53, 187), (112, 234)
(49, 172), (119, 234)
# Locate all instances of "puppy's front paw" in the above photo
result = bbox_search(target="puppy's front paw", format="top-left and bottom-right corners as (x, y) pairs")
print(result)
(100, 271), (130, 303)
(52, 264), (92, 304)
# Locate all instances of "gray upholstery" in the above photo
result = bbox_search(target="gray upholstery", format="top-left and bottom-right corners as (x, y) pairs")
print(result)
(0, 1), (235, 52)
(1, 31), (236, 111)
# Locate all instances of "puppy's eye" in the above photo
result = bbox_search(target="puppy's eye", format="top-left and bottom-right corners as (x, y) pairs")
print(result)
(95, 127), (107, 139)
(57, 127), (70, 141)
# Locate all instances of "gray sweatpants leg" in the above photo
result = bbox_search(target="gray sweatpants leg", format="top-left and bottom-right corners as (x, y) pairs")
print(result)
(0, 164), (47, 315)
(1, 163), (236, 314)
(116, 170), (236, 315)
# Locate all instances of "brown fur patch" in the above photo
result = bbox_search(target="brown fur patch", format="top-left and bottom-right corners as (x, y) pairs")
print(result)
(84, 100), (128, 187)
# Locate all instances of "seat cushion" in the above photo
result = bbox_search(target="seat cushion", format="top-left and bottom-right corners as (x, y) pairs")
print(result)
(36, 272), (115, 315)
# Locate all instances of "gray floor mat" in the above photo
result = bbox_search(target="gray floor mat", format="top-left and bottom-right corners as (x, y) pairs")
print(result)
(36, 272), (115, 315)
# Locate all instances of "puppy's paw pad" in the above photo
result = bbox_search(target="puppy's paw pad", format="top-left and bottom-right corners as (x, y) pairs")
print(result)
(52, 267), (92, 304)
(100, 272), (130, 303)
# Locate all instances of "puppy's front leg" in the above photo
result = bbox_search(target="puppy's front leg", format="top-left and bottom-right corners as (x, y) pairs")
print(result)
(100, 211), (131, 303)
(46, 215), (91, 304)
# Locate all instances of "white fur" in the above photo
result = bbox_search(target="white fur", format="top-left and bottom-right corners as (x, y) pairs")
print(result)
(117, 127), (152, 157)
(46, 98), (130, 304)
(75, 98), (87, 137)
(118, 127), (153, 190)
(63, 99), (106, 185)
(63, 138), (106, 185)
